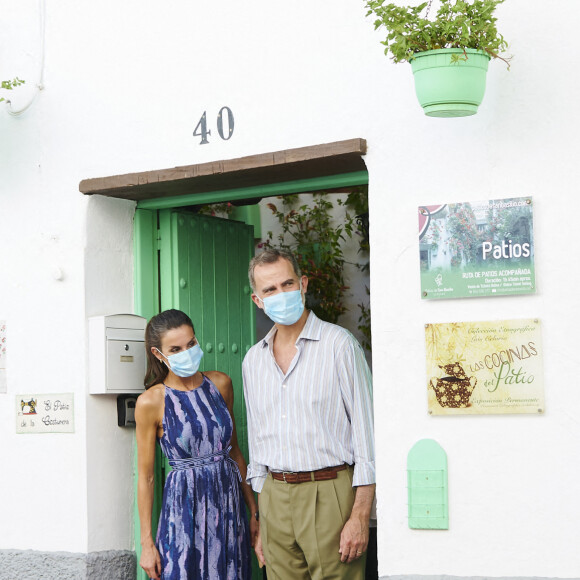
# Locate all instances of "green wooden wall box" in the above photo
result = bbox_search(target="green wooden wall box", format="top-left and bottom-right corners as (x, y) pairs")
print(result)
(407, 439), (448, 530)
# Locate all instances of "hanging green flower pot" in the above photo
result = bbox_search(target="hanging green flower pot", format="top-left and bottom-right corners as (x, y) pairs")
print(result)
(411, 48), (491, 117)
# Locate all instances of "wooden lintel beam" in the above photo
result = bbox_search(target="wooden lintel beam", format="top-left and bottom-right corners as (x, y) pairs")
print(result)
(79, 139), (367, 201)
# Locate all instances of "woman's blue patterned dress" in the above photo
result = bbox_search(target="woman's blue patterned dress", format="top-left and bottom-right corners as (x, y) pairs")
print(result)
(155, 375), (251, 579)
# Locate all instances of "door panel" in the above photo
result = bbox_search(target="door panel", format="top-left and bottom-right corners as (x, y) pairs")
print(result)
(158, 210), (256, 416)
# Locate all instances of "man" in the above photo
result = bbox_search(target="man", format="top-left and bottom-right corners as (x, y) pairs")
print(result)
(242, 248), (375, 580)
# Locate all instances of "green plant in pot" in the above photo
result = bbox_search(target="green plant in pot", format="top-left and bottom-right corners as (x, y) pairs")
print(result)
(365, 0), (510, 117)
(0, 77), (25, 103)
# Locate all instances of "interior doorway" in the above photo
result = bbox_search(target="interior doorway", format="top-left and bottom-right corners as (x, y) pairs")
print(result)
(133, 190), (374, 580)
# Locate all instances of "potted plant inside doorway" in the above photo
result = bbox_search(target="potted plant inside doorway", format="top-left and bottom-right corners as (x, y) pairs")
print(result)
(364, 0), (510, 117)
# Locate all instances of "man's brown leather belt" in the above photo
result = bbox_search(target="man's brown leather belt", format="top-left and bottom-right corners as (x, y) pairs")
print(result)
(270, 464), (348, 484)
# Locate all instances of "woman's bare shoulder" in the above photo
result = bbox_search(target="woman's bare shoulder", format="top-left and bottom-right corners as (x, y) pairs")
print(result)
(204, 371), (233, 404)
(136, 384), (165, 418)
(204, 370), (231, 386)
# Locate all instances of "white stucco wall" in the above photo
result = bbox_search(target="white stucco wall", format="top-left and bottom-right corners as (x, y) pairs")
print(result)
(84, 195), (136, 552)
(363, 2), (580, 576)
(1, 0), (579, 576)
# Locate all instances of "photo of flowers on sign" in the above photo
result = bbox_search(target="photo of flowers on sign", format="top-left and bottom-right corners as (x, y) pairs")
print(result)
(419, 197), (535, 299)
(425, 319), (544, 415)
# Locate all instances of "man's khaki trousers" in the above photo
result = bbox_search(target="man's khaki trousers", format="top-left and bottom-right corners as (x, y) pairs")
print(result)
(259, 466), (366, 580)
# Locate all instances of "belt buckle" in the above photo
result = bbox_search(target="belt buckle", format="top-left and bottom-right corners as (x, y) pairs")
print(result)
(282, 471), (295, 483)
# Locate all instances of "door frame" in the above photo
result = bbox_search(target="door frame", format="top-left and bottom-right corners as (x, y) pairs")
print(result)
(128, 156), (369, 580)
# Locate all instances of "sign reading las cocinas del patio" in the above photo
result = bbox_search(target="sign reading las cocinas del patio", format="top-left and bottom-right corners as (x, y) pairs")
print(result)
(419, 197), (535, 299)
(425, 319), (544, 416)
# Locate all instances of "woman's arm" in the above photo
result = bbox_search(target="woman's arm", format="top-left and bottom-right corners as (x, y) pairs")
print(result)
(209, 371), (259, 546)
(135, 387), (164, 580)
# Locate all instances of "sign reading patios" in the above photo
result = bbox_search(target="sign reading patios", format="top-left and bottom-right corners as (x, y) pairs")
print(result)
(419, 197), (535, 299)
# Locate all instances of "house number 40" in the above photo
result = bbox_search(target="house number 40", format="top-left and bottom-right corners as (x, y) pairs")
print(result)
(193, 107), (234, 145)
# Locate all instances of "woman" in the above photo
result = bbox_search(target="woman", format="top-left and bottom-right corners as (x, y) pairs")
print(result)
(136, 309), (258, 579)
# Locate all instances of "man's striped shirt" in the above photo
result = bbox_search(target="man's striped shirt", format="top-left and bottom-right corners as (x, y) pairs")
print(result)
(242, 311), (375, 493)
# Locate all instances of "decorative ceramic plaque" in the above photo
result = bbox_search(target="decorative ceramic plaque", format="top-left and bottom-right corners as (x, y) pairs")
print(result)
(426, 319), (544, 415)
(16, 393), (75, 433)
(419, 197), (535, 299)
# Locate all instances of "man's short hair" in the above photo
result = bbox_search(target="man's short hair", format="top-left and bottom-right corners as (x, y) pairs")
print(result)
(248, 248), (302, 292)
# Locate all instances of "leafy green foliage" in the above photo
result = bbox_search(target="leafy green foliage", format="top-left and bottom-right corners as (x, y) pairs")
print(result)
(197, 201), (234, 218)
(0, 77), (25, 103)
(344, 188), (370, 256)
(344, 188), (369, 216)
(364, 0), (510, 66)
(344, 189), (371, 346)
(357, 286), (372, 352)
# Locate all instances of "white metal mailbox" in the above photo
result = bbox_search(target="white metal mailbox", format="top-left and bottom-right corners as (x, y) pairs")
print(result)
(89, 314), (147, 394)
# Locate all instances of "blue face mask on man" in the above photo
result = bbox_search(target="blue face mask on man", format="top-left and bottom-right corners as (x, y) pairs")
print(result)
(259, 284), (305, 326)
(156, 344), (204, 378)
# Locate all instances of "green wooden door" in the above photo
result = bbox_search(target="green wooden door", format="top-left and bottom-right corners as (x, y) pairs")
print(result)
(134, 208), (257, 578)
(158, 209), (256, 454)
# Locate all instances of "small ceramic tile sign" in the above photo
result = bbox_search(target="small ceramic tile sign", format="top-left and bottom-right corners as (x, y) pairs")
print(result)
(16, 393), (75, 434)
(419, 196), (536, 299)
(425, 318), (544, 415)
(0, 321), (6, 394)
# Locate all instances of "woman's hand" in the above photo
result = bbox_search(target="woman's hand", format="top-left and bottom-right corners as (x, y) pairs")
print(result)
(135, 387), (164, 580)
(140, 542), (162, 580)
(249, 511), (260, 548)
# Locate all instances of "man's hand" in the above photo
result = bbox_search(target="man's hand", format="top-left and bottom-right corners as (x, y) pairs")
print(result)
(254, 525), (266, 568)
(338, 513), (369, 563)
(338, 483), (375, 563)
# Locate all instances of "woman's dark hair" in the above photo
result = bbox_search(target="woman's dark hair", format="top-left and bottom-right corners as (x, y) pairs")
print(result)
(144, 309), (194, 388)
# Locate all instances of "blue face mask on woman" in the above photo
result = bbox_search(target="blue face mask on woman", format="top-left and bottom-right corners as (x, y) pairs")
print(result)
(157, 344), (204, 378)
(260, 285), (304, 326)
